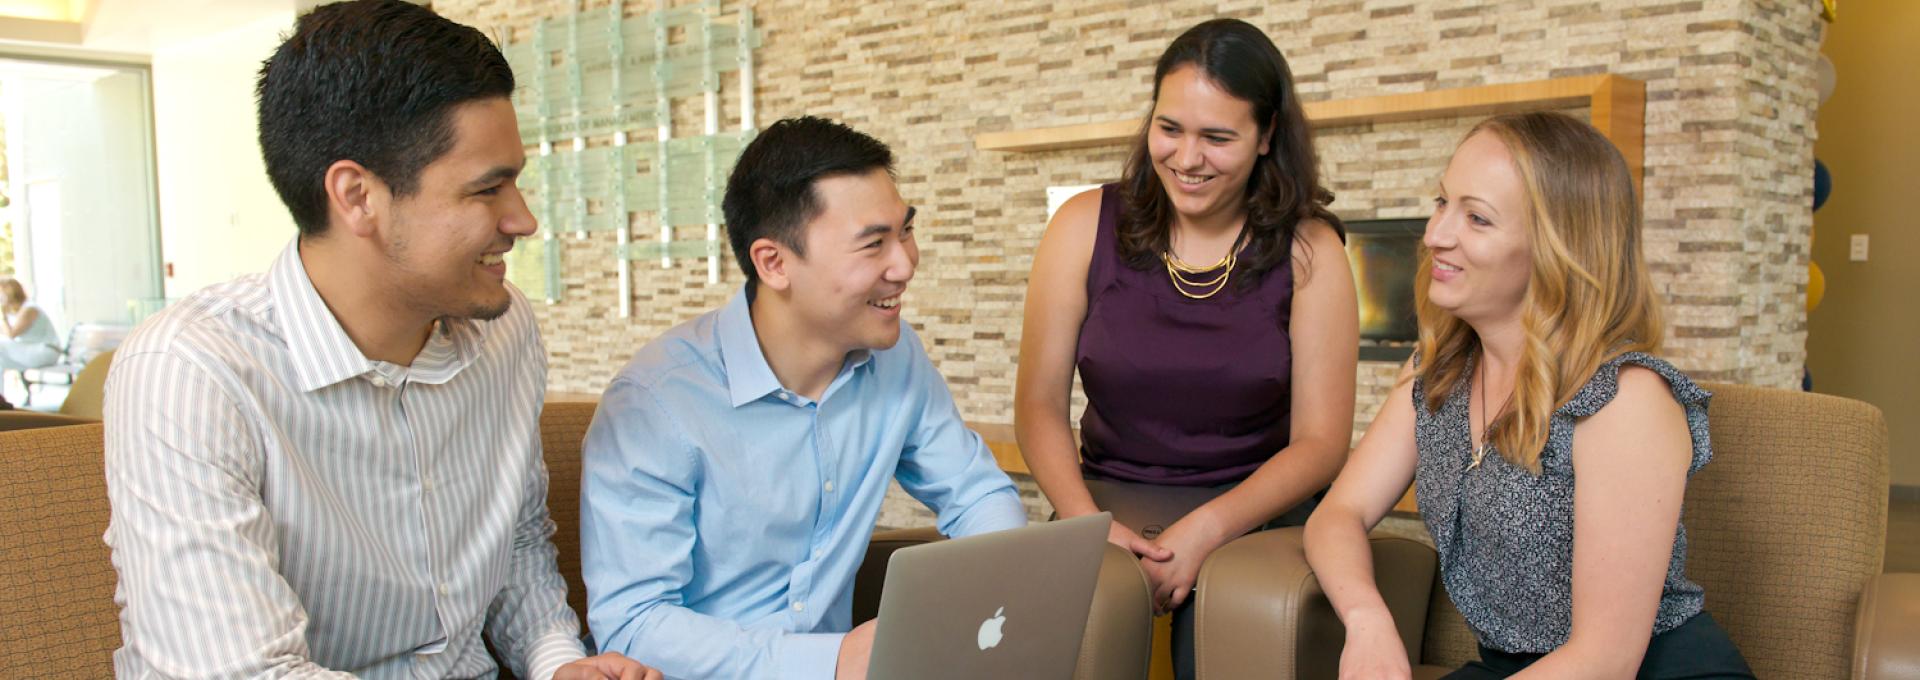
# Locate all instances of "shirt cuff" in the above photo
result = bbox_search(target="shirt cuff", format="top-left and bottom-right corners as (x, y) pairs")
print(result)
(775, 631), (846, 680)
(525, 631), (589, 680)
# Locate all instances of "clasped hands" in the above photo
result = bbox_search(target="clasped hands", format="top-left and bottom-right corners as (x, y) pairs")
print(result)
(1104, 513), (1230, 615)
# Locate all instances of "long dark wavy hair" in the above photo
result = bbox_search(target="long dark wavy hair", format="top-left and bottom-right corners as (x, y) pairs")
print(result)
(1118, 19), (1343, 286)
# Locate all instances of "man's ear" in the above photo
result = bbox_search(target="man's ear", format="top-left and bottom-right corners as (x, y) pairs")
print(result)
(324, 159), (386, 239)
(751, 237), (794, 292)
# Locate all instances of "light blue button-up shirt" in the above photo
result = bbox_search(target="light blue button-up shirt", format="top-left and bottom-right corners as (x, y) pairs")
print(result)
(581, 289), (1027, 679)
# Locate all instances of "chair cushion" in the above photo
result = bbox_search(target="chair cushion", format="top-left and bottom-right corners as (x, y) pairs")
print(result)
(1683, 383), (1888, 679)
(0, 423), (117, 674)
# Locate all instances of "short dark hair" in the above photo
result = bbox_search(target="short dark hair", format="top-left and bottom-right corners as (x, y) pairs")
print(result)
(257, 0), (516, 235)
(723, 116), (894, 288)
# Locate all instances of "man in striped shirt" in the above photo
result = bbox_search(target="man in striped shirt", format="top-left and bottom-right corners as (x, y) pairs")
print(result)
(102, 2), (658, 678)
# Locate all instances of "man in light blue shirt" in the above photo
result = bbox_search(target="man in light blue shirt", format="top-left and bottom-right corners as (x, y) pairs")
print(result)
(580, 116), (1027, 680)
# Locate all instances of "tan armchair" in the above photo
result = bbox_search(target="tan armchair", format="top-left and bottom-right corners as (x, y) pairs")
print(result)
(0, 423), (116, 675)
(1192, 382), (1918, 679)
(58, 348), (114, 421)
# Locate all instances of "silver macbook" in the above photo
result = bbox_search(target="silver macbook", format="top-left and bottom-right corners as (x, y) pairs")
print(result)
(866, 512), (1111, 680)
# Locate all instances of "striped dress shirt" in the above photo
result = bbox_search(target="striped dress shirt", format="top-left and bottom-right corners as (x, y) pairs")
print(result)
(104, 242), (585, 679)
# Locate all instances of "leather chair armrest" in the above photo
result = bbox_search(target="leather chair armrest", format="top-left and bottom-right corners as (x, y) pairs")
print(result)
(853, 527), (946, 625)
(1193, 526), (1438, 680)
(1076, 543), (1153, 680)
(1853, 572), (1920, 680)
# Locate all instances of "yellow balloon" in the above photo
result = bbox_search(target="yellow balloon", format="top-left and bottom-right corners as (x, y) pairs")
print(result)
(1807, 261), (1827, 313)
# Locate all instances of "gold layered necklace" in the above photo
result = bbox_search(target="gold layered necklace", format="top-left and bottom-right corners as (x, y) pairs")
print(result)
(1161, 229), (1244, 300)
(1162, 249), (1234, 299)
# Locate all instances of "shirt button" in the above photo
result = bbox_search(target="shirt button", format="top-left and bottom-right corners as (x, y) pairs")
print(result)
(792, 601), (805, 612)
(823, 481), (834, 493)
(438, 582), (450, 596)
(369, 375), (388, 388)
(423, 478), (436, 492)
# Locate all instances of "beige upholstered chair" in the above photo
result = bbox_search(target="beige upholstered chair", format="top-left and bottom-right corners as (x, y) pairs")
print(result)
(57, 348), (114, 421)
(0, 423), (117, 675)
(1192, 382), (1918, 679)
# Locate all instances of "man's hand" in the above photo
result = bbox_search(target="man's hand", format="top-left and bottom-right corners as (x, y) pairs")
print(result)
(553, 652), (664, 680)
(836, 619), (878, 680)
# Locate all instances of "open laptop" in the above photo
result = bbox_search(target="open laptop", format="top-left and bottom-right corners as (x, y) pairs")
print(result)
(866, 512), (1111, 680)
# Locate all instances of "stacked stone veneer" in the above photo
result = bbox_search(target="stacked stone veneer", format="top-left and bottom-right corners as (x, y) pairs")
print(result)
(435, 0), (1823, 527)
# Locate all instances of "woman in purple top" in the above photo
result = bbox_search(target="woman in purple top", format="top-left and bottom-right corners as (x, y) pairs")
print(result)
(1015, 18), (1358, 677)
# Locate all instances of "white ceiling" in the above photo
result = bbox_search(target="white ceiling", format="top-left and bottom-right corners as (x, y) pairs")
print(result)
(79, 0), (296, 53)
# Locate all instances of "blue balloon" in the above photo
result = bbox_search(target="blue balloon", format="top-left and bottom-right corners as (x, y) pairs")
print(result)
(1813, 159), (1832, 211)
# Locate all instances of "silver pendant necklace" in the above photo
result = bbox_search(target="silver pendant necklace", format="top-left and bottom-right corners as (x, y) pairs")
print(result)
(1470, 355), (1511, 472)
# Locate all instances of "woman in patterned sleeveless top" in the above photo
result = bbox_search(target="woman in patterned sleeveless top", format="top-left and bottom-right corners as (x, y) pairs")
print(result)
(1303, 112), (1752, 678)
(1015, 19), (1357, 678)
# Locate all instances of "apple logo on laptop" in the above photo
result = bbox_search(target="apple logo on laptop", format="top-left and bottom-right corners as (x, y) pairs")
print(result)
(976, 606), (1006, 650)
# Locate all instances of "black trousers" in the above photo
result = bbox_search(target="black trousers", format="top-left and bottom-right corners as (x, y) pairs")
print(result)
(1441, 612), (1755, 680)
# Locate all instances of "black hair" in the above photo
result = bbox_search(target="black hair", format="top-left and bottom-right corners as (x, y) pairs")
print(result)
(723, 116), (895, 288)
(256, 0), (516, 235)
(1119, 18), (1344, 286)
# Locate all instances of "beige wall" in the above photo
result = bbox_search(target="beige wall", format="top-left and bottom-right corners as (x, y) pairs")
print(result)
(152, 12), (298, 300)
(1807, 4), (1920, 487)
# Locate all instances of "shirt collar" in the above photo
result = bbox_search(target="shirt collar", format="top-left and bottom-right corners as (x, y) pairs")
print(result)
(717, 287), (874, 408)
(269, 240), (484, 392)
(718, 288), (782, 407)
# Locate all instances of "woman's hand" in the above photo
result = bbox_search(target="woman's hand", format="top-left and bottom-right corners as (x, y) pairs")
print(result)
(1336, 608), (1411, 680)
(1135, 512), (1227, 614)
(1103, 518), (1174, 563)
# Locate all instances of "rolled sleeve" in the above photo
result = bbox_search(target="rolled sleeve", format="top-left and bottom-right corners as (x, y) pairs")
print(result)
(522, 635), (587, 680)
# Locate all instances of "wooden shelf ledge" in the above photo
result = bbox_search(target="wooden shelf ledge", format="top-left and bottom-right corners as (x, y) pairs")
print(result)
(976, 74), (1645, 190)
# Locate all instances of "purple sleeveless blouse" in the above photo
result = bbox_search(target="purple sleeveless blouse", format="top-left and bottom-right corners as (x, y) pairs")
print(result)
(1075, 184), (1295, 486)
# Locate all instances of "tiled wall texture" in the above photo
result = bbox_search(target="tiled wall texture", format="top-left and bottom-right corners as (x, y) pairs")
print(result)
(434, 0), (1823, 527)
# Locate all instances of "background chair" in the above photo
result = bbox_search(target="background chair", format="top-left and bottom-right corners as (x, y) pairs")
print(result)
(1195, 382), (1917, 679)
(55, 348), (114, 421)
(20, 323), (130, 406)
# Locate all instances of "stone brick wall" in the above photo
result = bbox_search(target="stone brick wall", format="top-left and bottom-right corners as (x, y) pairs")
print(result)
(433, 0), (1823, 524)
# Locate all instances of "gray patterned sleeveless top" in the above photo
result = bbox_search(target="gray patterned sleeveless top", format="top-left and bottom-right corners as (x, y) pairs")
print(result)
(1413, 352), (1711, 653)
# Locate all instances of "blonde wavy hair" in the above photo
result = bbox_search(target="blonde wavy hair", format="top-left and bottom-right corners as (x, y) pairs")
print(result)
(0, 278), (25, 313)
(1414, 112), (1664, 474)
